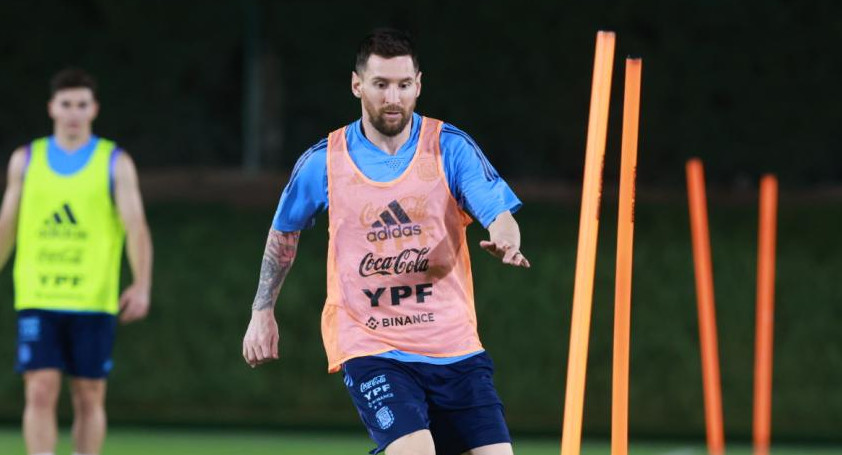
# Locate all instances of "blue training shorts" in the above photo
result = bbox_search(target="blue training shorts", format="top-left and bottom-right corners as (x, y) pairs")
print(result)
(16, 309), (117, 379)
(342, 351), (512, 455)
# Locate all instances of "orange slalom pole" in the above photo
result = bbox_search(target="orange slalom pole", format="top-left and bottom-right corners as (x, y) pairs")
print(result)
(611, 57), (641, 455)
(685, 159), (725, 455)
(753, 175), (778, 455)
(560, 30), (615, 455)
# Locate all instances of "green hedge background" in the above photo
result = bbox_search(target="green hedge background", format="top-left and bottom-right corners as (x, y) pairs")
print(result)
(0, 196), (838, 440)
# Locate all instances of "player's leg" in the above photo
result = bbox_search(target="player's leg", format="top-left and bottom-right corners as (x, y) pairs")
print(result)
(465, 442), (514, 455)
(23, 369), (62, 455)
(66, 312), (116, 455)
(385, 429), (436, 455)
(342, 356), (434, 455)
(69, 378), (107, 454)
(426, 352), (513, 455)
(17, 310), (65, 455)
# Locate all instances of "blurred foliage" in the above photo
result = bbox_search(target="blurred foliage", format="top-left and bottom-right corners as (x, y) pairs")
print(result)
(1, 0), (841, 184)
(0, 200), (839, 439)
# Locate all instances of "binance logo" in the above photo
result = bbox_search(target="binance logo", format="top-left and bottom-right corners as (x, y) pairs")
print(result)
(366, 200), (422, 243)
(366, 317), (380, 330)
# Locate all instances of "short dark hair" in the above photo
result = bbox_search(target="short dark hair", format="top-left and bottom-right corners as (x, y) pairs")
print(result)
(50, 67), (98, 99)
(355, 28), (419, 73)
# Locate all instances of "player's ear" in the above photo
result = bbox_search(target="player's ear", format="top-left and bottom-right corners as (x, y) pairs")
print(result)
(351, 71), (362, 99)
(415, 71), (422, 98)
(91, 100), (100, 121)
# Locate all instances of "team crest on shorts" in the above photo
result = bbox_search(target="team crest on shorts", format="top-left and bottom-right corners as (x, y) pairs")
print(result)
(375, 406), (395, 430)
(18, 344), (32, 364)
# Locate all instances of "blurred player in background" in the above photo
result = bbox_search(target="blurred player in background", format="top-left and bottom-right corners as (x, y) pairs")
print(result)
(0, 68), (153, 455)
(242, 29), (528, 455)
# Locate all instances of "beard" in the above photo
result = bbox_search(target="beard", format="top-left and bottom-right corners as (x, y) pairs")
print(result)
(363, 97), (415, 137)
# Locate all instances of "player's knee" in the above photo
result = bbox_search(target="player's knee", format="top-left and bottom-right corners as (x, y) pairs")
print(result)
(71, 380), (106, 416)
(24, 375), (60, 410)
(385, 429), (435, 455)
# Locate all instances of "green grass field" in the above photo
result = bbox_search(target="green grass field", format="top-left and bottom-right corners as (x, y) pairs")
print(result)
(0, 428), (839, 455)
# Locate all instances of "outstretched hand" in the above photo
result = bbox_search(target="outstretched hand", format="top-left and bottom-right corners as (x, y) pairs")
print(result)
(479, 239), (531, 268)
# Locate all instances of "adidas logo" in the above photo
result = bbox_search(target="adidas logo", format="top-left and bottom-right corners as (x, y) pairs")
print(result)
(371, 200), (412, 227)
(39, 203), (86, 240)
(44, 203), (78, 226)
(366, 200), (422, 243)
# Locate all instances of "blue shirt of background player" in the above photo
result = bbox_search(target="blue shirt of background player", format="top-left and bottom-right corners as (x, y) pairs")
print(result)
(26, 135), (121, 195)
(272, 113), (521, 365)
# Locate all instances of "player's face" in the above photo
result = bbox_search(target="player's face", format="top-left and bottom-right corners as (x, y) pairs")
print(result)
(48, 88), (99, 137)
(352, 55), (421, 137)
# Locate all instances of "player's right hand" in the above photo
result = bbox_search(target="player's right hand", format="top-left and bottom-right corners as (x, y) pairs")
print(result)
(242, 308), (280, 368)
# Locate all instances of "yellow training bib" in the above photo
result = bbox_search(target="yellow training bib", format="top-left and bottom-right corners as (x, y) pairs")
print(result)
(14, 137), (125, 314)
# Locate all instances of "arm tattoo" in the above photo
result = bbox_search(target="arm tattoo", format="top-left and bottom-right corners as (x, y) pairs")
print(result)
(252, 230), (301, 310)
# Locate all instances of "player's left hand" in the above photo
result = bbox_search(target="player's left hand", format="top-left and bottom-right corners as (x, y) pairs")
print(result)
(479, 240), (531, 268)
(119, 283), (151, 324)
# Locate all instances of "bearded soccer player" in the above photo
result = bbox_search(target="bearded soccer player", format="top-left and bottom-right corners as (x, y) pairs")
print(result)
(0, 68), (153, 455)
(242, 29), (528, 455)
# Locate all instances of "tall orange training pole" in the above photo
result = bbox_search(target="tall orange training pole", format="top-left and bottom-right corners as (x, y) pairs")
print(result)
(753, 175), (778, 455)
(685, 159), (725, 455)
(560, 30), (615, 455)
(611, 57), (641, 455)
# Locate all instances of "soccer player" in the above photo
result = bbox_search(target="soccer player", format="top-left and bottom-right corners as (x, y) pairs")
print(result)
(242, 29), (528, 455)
(0, 68), (153, 455)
